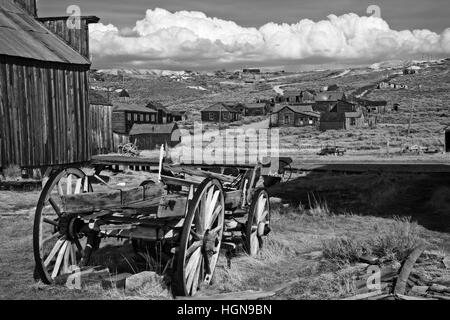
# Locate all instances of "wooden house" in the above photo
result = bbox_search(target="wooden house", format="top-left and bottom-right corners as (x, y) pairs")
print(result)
(313, 92), (347, 113)
(171, 111), (187, 122)
(112, 103), (157, 134)
(245, 103), (270, 116)
(89, 91), (114, 155)
(320, 110), (365, 131)
(357, 99), (388, 114)
(0, 0), (99, 170)
(129, 123), (181, 150)
(270, 105), (320, 127)
(146, 101), (172, 124)
(201, 103), (242, 123)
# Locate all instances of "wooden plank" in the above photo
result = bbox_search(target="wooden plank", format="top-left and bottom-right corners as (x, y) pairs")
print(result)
(164, 165), (236, 183)
(394, 244), (427, 295)
(160, 175), (201, 188)
(62, 184), (163, 213)
(225, 190), (242, 208)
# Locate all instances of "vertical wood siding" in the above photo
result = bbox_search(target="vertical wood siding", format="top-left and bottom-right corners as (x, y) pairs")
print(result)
(0, 57), (91, 168)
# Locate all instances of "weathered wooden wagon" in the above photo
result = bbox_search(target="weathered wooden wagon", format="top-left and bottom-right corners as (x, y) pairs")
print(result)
(33, 148), (288, 296)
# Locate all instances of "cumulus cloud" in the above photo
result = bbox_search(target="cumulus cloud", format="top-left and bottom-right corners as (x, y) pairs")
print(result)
(89, 8), (450, 68)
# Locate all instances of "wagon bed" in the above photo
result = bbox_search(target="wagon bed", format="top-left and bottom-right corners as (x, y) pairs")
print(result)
(33, 148), (290, 297)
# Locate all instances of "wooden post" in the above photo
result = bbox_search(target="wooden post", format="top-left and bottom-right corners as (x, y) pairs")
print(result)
(394, 244), (427, 295)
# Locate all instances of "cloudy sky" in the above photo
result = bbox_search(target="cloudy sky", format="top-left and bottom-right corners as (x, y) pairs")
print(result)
(38, 0), (450, 70)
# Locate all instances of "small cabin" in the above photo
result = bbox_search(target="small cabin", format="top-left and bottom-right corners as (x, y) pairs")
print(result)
(129, 123), (181, 150)
(112, 104), (157, 134)
(270, 105), (320, 127)
(201, 103), (242, 123)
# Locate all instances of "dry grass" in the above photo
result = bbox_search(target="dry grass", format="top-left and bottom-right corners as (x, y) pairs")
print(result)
(2, 165), (21, 180)
(322, 217), (424, 265)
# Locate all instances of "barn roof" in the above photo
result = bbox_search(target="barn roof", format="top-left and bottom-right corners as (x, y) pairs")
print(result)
(0, 0), (91, 65)
(315, 92), (345, 102)
(129, 123), (178, 136)
(146, 101), (167, 112)
(202, 103), (238, 113)
(358, 99), (387, 106)
(321, 112), (345, 122)
(118, 89), (130, 97)
(245, 103), (266, 109)
(272, 104), (315, 113)
(345, 111), (364, 118)
(113, 103), (157, 113)
(89, 90), (111, 106)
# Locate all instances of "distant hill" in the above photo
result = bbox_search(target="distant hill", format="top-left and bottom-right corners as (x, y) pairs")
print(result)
(97, 68), (188, 77)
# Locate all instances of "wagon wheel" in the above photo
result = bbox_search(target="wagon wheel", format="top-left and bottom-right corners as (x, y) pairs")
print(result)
(174, 178), (225, 296)
(244, 189), (270, 256)
(33, 168), (93, 284)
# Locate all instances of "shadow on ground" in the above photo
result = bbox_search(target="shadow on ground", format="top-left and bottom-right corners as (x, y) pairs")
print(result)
(269, 171), (450, 233)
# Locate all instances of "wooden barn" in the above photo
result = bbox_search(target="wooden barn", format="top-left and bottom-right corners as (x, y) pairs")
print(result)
(320, 111), (365, 131)
(0, 0), (99, 170)
(245, 103), (270, 116)
(275, 90), (315, 105)
(129, 123), (181, 150)
(314, 92), (347, 113)
(112, 103), (157, 135)
(201, 103), (242, 123)
(89, 90), (116, 155)
(146, 101), (172, 124)
(270, 105), (320, 127)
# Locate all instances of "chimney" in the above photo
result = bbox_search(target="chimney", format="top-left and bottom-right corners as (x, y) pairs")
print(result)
(13, 0), (37, 17)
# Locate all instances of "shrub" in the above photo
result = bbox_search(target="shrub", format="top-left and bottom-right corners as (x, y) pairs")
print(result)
(2, 165), (21, 180)
(322, 237), (370, 265)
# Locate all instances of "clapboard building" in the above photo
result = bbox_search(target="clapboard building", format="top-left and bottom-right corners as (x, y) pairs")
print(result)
(112, 104), (157, 134)
(0, 0), (99, 170)
(270, 105), (320, 127)
(201, 103), (242, 123)
(129, 123), (181, 150)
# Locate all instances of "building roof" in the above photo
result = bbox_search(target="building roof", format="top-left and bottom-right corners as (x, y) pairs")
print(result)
(89, 90), (111, 106)
(245, 103), (267, 109)
(113, 103), (157, 113)
(146, 101), (168, 112)
(345, 111), (364, 118)
(129, 123), (178, 136)
(315, 92), (345, 102)
(272, 104), (314, 113)
(118, 89), (130, 97)
(0, 0), (91, 65)
(358, 99), (387, 107)
(321, 112), (346, 122)
(202, 103), (239, 113)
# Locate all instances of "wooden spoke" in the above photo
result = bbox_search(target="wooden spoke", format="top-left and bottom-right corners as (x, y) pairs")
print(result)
(191, 258), (202, 295)
(57, 181), (64, 196)
(48, 197), (61, 217)
(185, 248), (201, 290)
(34, 167), (94, 285)
(205, 190), (220, 229)
(42, 233), (59, 246)
(176, 178), (224, 297)
(44, 239), (64, 267)
(74, 178), (82, 194)
(245, 189), (270, 257)
(62, 242), (71, 274)
(66, 174), (72, 194)
(190, 229), (203, 241)
(186, 241), (202, 258)
(70, 243), (77, 267)
(51, 240), (69, 279)
(208, 205), (222, 230)
(43, 218), (58, 227)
